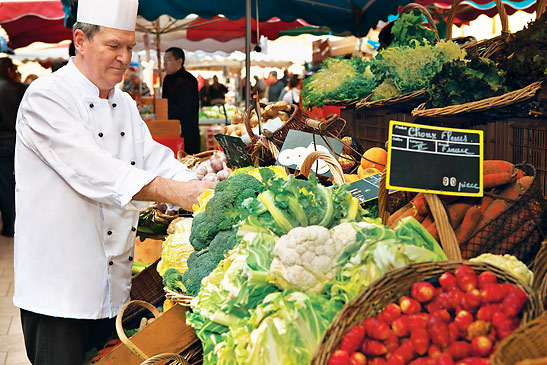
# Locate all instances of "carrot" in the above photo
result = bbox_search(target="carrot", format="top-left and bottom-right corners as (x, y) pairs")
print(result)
(387, 202), (412, 228)
(479, 195), (495, 215)
(498, 182), (521, 200)
(426, 222), (440, 242)
(483, 172), (517, 189)
(483, 160), (515, 175)
(515, 168), (525, 180)
(415, 214), (426, 223)
(422, 214), (434, 229)
(476, 199), (510, 231)
(446, 202), (473, 229)
(516, 176), (533, 196)
(412, 193), (429, 216)
(454, 206), (482, 244)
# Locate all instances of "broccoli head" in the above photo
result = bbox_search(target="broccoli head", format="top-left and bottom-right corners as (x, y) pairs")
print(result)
(162, 267), (185, 292)
(189, 174), (265, 251)
(183, 250), (222, 296)
(208, 229), (239, 262)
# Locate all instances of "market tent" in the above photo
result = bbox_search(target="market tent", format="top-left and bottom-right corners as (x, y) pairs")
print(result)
(0, 0), (72, 49)
(415, 0), (540, 24)
(62, 0), (411, 38)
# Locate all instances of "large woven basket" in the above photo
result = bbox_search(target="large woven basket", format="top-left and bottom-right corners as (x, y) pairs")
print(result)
(244, 102), (313, 166)
(491, 313), (547, 365)
(177, 150), (217, 170)
(311, 260), (544, 364)
(412, 0), (546, 118)
(532, 241), (547, 309)
(324, 3), (438, 109)
(459, 164), (547, 265)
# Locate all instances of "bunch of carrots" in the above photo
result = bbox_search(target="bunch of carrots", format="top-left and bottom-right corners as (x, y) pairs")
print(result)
(387, 160), (539, 259)
(328, 265), (529, 365)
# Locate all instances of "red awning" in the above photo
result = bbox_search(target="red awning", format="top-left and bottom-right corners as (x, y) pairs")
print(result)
(0, 0), (73, 49)
(184, 16), (310, 43)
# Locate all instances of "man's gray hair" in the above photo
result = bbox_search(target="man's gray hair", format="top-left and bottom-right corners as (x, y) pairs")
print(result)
(72, 22), (101, 40)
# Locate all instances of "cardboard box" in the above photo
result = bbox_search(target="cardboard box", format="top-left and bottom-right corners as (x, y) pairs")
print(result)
(145, 119), (181, 138)
(155, 99), (169, 120)
(97, 304), (198, 364)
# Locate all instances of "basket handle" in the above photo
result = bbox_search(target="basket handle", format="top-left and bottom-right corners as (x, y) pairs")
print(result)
(378, 172), (390, 225)
(446, 0), (509, 41)
(423, 194), (462, 260)
(399, 3), (441, 43)
(140, 352), (190, 365)
(115, 300), (162, 361)
(299, 151), (345, 186)
(538, 0), (546, 17)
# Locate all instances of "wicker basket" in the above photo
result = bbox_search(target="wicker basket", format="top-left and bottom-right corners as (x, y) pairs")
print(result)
(299, 150), (345, 186)
(491, 314), (547, 365)
(459, 164), (547, 265)
(323, 3), (438, 110)
(412, 80), (544, 118)
(412, 0), (546, 118)
(311, 260), (544, 365)
(533, 241), (547, 309)
(446, 0), (511, 59)
(177, 150), (217, 170)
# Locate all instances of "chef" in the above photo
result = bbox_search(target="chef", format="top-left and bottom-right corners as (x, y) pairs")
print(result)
(13, 0), (215, 363)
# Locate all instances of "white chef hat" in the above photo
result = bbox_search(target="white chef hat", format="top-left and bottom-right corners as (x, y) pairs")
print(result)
(77, 0), (139, 31)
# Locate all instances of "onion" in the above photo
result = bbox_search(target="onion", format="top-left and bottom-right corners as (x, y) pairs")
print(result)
(202, 172), (219, 182)
(209, 152), (224, 171)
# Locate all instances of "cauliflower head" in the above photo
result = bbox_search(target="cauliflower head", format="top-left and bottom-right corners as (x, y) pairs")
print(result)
(470, 253), (533, 286)
(269, 223), (358, 293)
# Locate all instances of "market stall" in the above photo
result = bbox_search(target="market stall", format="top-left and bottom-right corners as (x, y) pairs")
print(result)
(73, 2), (547, 364)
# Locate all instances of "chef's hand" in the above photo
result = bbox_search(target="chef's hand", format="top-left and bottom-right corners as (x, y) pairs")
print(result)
(133, 177), (217, 211)
(176, 179), (217, 211)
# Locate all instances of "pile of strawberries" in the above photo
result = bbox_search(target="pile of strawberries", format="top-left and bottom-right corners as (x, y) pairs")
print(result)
(329, 265), (529, 365)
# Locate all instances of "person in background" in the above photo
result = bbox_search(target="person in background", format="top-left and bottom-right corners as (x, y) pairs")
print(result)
(0, 57), (26, 237)
(208, 75), (228, 104)
(23, 74), (38, 85)
(267, 70), (284, 102)
(281, 74), (302, 105)
(199, 78), (211, 107)
(252, 75), (267, 100)
(123, 72), (151, 96)
(280, 69), (290, 86)
(14, 1), (215, 363)
(162, 47), (201, 154)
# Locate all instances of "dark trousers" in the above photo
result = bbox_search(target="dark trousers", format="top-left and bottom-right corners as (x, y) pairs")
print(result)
(0, 149), (14, 235)
(20, 309), (116, 365)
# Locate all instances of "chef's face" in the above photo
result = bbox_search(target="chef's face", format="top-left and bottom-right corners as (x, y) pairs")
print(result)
(74, 27), (135, 97)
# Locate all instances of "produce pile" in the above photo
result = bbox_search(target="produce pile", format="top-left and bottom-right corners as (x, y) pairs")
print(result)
(224, 101), (293, 138)
(186, 214), (446, 364)
(302, 11), (466, 108)
(387, 160), (542, 263)
(303, 11), (546, 109)
(189, 150), (233, 183)
(329, 264), (530, 365)
(199, 104), (239, 120)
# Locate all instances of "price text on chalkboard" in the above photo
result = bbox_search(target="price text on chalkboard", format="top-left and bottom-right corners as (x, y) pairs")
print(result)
(386, 121), (483, 196)
(349, 173), (397, 204)
(214, 134), (252, 167)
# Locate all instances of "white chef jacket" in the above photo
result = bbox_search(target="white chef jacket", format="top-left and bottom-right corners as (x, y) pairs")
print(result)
(13, 59), (196, 319)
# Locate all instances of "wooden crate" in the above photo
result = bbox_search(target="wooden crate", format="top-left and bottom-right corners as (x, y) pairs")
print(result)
(97, 304), (198, 365)
(509, 118), (547, 199)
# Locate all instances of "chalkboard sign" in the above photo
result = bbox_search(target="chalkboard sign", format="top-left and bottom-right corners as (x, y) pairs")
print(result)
(386, 121), (483, 196)
(349, 173), (397, 204)
(214, 134), (252, 167)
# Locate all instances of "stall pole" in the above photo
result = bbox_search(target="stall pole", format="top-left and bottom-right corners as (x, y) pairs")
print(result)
(245, 0), (251, 111)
